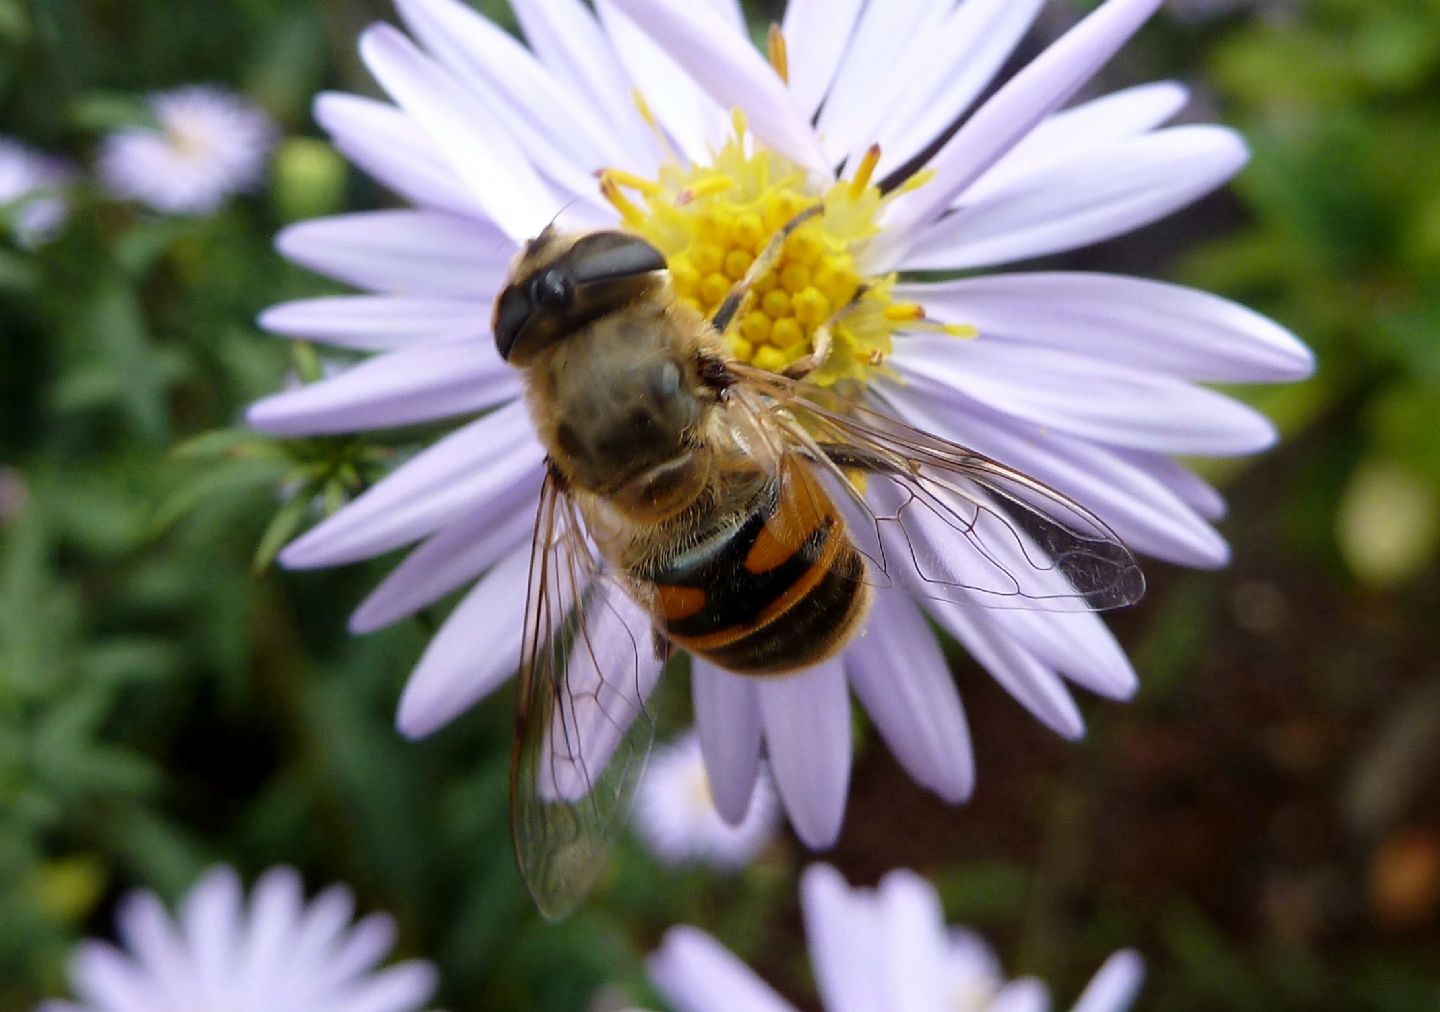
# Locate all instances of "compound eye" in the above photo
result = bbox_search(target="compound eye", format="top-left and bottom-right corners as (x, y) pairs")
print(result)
(530, 267), (574, 310)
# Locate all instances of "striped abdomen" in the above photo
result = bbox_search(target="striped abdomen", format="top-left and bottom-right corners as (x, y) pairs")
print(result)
(637, 460), (870, 675)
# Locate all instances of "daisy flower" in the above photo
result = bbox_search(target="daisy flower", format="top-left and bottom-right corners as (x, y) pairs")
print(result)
(634, 730), (779, 870)
(247, 0), (1314, 848)
(99, 86), (276, 215)
(36, 865), (437, 1012)
(648, 864), (1144, 1012)
(0, 136), (74, 247)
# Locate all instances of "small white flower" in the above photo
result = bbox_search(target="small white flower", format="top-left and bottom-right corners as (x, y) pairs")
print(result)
(36, 865), (438, 1012)
(634, 731), (779, 870)
(0, 136), (73, 246)
(99, 86), (276, 215)
(648, 864), (1144, 1012)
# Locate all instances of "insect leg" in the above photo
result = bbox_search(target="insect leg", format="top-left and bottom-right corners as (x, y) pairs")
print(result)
(781, 284), (871, 381)
(709, 203), (823, 335)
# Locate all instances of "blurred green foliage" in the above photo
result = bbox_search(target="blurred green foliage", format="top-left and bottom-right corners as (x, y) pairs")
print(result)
(2, 0), (1439, 1009)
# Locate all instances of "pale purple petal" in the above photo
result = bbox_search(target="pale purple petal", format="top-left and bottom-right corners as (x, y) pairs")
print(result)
(816, 0), (951, 164)
(892, 333), (1276, 456)
(236, 868), (305, 1007)
(177, 867), (244, 1002)
(877, 376), (1229, 567)
(870, 0), (1046, 179)
(69, 943), (153, 1012)
(245, 340), (520, 437)
(756, 658), (850, 848)
(608, 0), (828, 174)
(313, 92), (479, 216)
(274, 210), (512, 298)
(395, 0), (627, 189)
(990, 979), (1051, 1012)
(1071, 950), (1145, 1012)
(845, 590), (975, 803)
(903, 126), (1248, 270)
(969, 80), (1191, 200)
(980, 606), (1138, 701)
(878, 0), (1164, 255)
(801, 864), (884, 1012)
(285, 885), (356, 981)
(649, 927), (798, 1012)
(328, 961), (439, 1012)
(359, 23), (558, 240)
(350, 471), (540, 633)
(540, 585), (664, 802)
(779, 0), (863, 117)
(113, 892), (195, 1007)
(510, 0), (659, 165)
(927, 599), (1086, 739)
(594, 0), (726, 165)
(259, 295), (490, 352)
(692, 659), (763, 824)
(309, 913), (397, 992)
(395, 544), (532, 737)
(1119, 450), (1227, 521)
(897, 271), (1314, 382)
(275, 401), (543, 567)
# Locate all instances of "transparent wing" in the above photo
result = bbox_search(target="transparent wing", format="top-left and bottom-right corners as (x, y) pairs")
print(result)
(721, 362), (1145, 612)
(510, 470), (666, 920)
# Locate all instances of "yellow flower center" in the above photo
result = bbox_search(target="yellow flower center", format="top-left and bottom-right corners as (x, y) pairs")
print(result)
(600, 106), (971, 393)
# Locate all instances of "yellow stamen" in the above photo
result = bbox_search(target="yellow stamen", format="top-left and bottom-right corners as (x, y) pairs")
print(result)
(676, 175), (735, 205)
(599, 168), (660, 195)
(600, 177), (645, 227)
(884, 303), (926, 322)
(767, 23), (789, 83)
(849, 144), (882, 201)
(632, 88), (678, 160)
(896, 167), (936, 194)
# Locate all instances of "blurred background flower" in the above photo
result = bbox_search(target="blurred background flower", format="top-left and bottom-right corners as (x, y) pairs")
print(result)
(647, 864), (1143, 1012)
(36, 865), (437, 1012)
(3, 0), (1440, 1009)
(0, 136), (74, 247)
(633, 732), (779, 871)
(98, 86), (276, 215)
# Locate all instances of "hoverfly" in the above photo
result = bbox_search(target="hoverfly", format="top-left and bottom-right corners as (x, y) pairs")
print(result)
(491, 206), (1144, 918)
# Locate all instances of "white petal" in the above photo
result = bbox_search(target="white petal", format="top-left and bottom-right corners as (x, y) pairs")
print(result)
(801, 865), (884, 1012)
(756, 658), (851, 848)
(313, 92), (478, 216)
(648, 926), (798, 1012)
(350, 470), (540, 633)
(692, 660), (763, 824)
(897, 272), (1314, 382)
(870, 0), (1046, 179)
(595, 0), (726, 165)
(968, 80), (1191, 201)
(395, 545), (531, 737)
(903, 126), (1248, 270)
(817, 0), (950, 164)
(510, 0), (659, 165)
(893, 333), (1276, 456)
(359, 24), (557, 240)
(927, 599), (1085, 739)
(69, 942), (153, 1012)
(1071, 950), (1145, 1012)
(113, 893), (194, 1008)
(877, 375), (1229, 567)
(274, 210), (512, 297)
(236, 868), (305, 1007)
(878, 0), (1164, 253)
(875, 870), (950, 1011)
(259, 296), (489, 352)
(316, 913), (397, 990)
(246, 340), (520, 437)
(780, 0), (864, 118)
(275, 401), (543, 567)
(395, 0), (624, 189)
(607, 0), (827, 174)
(539, 585), (665, 803)
(846, 591), (975, 803)
(989, 979), (1051, 1012)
